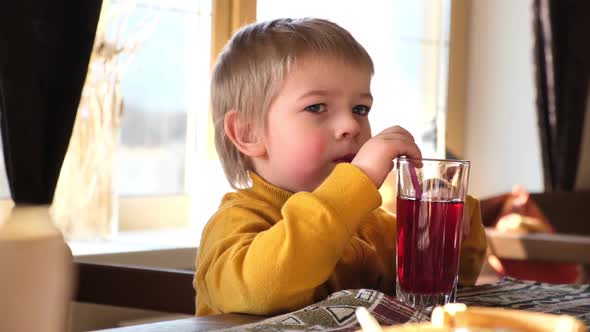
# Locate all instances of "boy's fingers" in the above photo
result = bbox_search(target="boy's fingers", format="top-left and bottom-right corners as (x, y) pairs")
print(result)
(412, 158), (424, 168)
(374, 125), (423, 167)
(396, 143), (422, 164)
(388, 125), (413, 136)
(376, 133), (418, 149)
(380, 126), (415, 142)
(397, 144), (423, 168)
(400, 140), (422, 165)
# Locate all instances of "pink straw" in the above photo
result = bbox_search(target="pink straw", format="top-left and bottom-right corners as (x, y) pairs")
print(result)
(408, 161), (422, 200)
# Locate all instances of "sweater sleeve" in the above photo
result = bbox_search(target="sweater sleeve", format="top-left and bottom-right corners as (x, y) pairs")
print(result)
(458, 195), (488, 286)
(195, 164), (381, 315)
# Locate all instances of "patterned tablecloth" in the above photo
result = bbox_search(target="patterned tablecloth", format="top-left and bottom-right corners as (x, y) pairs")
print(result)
(217, 277), (590, 331)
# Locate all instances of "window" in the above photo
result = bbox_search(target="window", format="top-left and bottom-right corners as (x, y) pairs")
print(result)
(108, 0), (229, 234)
(0, 1), (455, 244)
(0, 136), (10, 200)
(257, 0), (451, 157)
(256, 0), (452, 213)
(112, 0), (212, 196)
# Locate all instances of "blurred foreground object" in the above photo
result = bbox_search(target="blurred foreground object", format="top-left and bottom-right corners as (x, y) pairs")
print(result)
(358, 303), (586, 332)
(0, 206), (74, 332)
(482, 186), (585, 283)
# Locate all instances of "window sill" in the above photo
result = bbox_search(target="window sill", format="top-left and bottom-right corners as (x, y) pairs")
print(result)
(70, 227), (199, 270)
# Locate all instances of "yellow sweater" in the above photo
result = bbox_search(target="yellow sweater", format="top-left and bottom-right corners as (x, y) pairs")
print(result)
(194, 163), (487, 316)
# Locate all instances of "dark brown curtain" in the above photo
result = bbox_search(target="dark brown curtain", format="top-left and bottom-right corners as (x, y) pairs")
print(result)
(0, 1), (102, 205)
(533, 0), (590, 192)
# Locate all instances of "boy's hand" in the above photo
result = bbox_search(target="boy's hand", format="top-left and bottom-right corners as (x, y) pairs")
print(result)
(351, 126), (422, 188)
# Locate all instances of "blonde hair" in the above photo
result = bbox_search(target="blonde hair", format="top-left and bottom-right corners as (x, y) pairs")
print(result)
(211, 18), (374, 188)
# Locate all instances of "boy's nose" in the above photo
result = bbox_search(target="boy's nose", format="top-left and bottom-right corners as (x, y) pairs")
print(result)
(334, 113), (361, 139)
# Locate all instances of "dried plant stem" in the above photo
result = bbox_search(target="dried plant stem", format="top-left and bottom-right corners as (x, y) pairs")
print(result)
(51, 0), (158, 240)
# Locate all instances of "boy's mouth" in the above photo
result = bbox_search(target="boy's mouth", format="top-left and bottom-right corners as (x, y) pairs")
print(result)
(333, 154), (356, 163)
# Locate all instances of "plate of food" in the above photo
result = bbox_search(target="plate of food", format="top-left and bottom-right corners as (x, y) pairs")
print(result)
(356, 303), (586, 332)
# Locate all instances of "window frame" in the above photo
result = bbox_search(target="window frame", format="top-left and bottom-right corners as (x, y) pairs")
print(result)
(117, 0), (257, 233)
(112, 0), (468, 236)
(445, 0), (469, 159)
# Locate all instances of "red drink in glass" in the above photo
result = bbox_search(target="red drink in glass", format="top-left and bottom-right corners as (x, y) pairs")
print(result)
(396, 197), (464, 295)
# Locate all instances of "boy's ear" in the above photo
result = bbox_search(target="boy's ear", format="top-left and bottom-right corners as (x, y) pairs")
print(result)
(224, 110), (266, 157)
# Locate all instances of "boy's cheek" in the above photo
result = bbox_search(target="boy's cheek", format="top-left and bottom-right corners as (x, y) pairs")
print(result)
(286, 139), (330, 179)
(291, 136), (328, 163)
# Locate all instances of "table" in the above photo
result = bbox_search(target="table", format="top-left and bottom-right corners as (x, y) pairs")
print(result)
(100, 277), (590, 331)
(98, 313), (264, 331)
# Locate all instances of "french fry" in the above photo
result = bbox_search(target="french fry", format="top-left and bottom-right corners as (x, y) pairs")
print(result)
(432, 304), (586, 332)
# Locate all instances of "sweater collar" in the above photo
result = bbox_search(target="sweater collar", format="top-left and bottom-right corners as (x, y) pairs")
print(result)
(243, 172), (293, 207)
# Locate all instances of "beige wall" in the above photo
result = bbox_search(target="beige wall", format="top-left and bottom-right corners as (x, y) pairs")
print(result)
(463, 0), (544, 197)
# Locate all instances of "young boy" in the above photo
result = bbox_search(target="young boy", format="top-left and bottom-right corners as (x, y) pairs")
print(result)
(194, 18), (487, 316)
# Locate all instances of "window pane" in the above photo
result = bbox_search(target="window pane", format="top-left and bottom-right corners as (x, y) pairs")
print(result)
(111, 0), (211, 196)
(257, 0), (451, 157)
(0, 136), (10, 200)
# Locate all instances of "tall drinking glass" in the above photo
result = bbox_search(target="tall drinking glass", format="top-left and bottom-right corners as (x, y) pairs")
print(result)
(395, 157), (470, 309)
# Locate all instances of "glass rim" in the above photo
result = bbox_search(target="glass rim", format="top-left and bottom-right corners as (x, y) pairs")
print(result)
(397, 157), (470, 165)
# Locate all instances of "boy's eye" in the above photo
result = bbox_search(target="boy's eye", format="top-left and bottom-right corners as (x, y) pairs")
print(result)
(353, 105), (370, 116)
(305, 104), (327, 113)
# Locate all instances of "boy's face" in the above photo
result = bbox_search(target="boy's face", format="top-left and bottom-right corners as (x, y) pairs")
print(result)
(254, 55), (373, 192)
